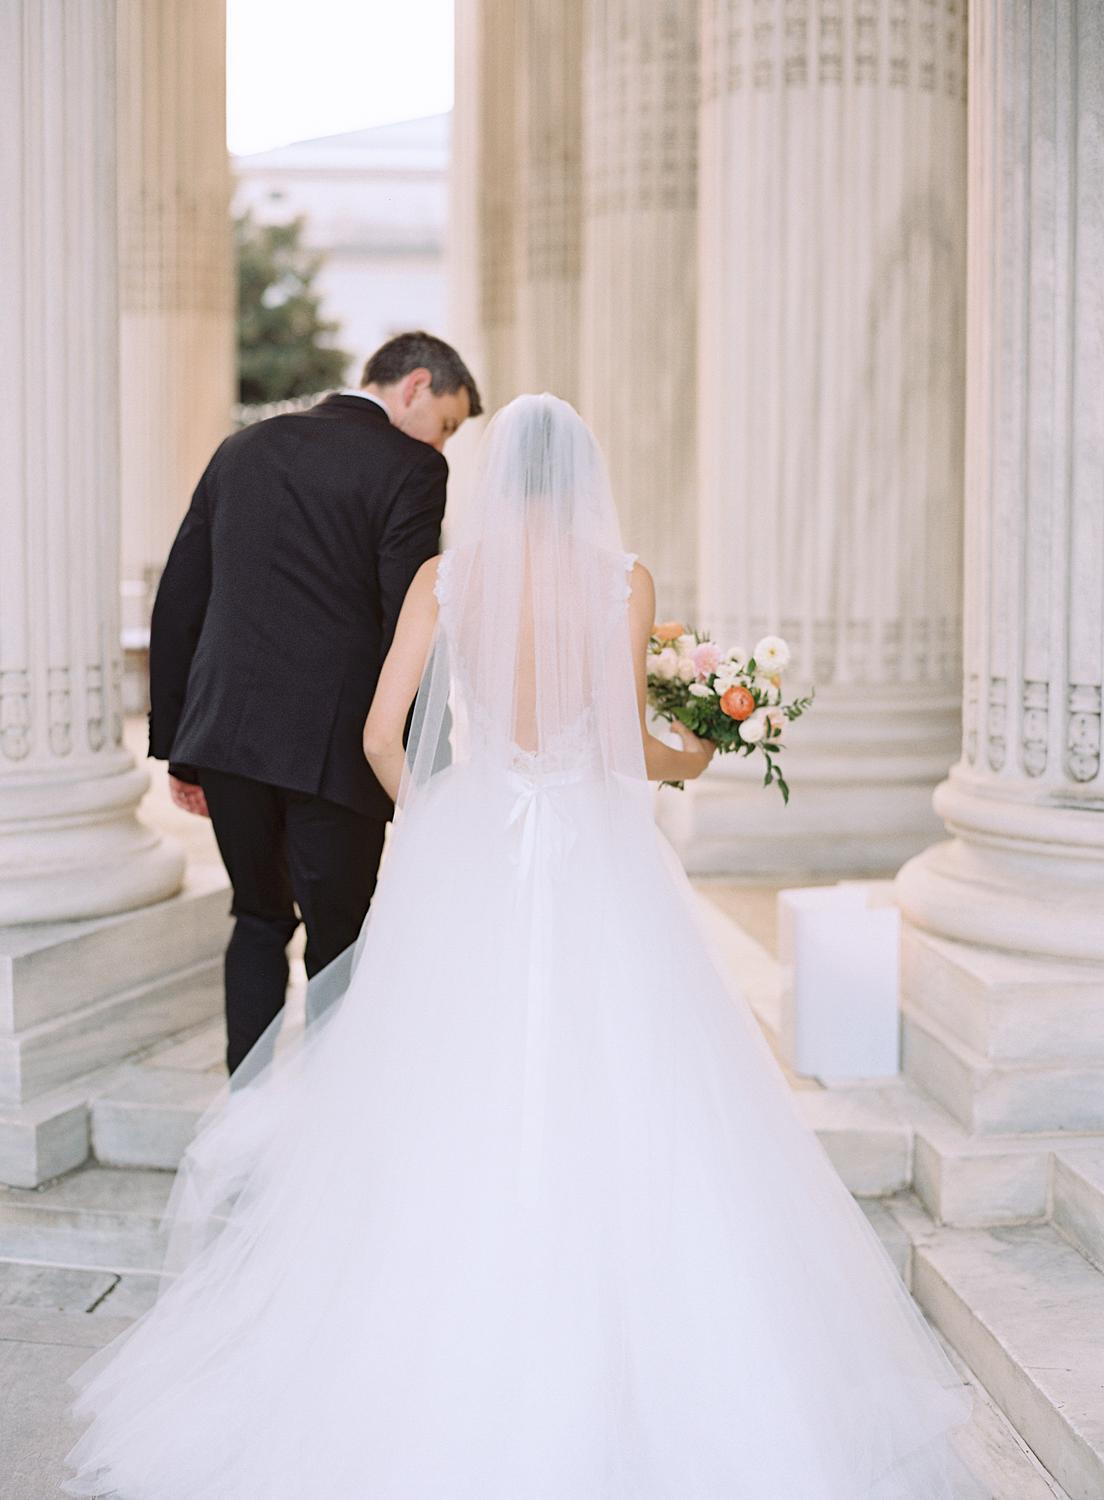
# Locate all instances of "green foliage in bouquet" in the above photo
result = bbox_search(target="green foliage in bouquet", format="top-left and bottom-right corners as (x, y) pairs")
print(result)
(646, 629), (814, 803)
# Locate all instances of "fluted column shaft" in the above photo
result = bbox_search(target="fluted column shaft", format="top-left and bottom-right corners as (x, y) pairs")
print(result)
(471, 0), (521, 414)
(663, 0), (969, 875)
(898, 0), (1104, 962)
(513, 0), (584, 403)
(117, 0), (234, 642)
(580, 0), (699, 622)
(463, 0), (584, 415)
(0, 0), (184, 923)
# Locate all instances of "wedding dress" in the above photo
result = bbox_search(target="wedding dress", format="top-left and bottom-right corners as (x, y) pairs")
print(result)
(64, 395), (977, 1500)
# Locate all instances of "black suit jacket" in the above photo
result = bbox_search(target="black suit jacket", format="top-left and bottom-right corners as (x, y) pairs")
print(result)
(148, 393), (448, 820)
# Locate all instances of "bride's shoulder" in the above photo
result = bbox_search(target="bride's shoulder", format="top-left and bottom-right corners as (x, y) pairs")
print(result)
(625, 556), (655, 601)
(404, 553), (448, 608)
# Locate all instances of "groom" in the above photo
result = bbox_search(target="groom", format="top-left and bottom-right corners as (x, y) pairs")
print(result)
(149, 331), (481, 1075)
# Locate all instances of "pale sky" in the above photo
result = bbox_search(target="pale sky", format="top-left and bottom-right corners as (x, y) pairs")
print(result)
(227, 0), (455, 156)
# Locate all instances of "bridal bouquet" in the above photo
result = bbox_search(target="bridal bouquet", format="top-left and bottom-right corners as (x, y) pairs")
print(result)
(646, 625), (814, 802)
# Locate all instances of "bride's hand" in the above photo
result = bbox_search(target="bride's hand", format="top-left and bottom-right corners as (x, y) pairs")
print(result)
(671, 721), (716, 777)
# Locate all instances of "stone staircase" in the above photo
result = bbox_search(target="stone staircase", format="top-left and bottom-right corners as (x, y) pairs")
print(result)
(0, 865), (232, 1188)
(2, 897), (1101, 1496)
(694, 894), (1104, 1500)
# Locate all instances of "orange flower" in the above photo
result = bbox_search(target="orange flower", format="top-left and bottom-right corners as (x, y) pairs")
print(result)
(653, 620), (688, 643)
(720, 685), (756, 721)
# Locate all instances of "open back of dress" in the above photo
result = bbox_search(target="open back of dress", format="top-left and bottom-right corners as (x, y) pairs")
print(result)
(400, 394), (645, 800)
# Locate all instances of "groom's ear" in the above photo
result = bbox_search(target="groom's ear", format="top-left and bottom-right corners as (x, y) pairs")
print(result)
(399, 368), (433, 407)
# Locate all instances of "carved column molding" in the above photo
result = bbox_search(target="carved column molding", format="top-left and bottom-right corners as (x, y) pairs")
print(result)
(660, 0), (969, 875)
(896, 0), (1104, 1134)
(116, 0), (234, 647)
(897, 0), (1104, 961)
(580, 0), (699, 622)
(0, 0), (185, 923)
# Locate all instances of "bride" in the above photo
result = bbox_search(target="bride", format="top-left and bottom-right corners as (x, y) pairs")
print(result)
(63, 394), (976, 1499)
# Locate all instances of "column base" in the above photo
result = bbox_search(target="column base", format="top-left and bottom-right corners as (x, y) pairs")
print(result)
(895, 766), (1104, 1135)
(0, 866), (231, 1186)
(896, 767), (1104, 963)
(0, 755), (186, 924)
(898, 921), (1104, 1134)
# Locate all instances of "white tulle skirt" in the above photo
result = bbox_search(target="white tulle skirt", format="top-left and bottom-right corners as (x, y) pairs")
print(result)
(63, 763), (977, 1499)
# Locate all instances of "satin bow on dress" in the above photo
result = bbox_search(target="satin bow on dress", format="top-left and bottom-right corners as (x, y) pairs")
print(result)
(504, 766), (582, 884)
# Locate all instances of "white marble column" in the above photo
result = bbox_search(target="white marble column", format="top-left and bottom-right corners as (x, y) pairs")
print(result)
(580, 0), (699, 623)
(896, 0), (1104, 1134)
(443, 0), (491, 518)
(461, 0), (584, 412)
(469, 0), (520, 416)
(660, 0), (969, 876)
(0, 0), (185, 924)
(116, 0), (234, 656)
(510, 0), (585, 404)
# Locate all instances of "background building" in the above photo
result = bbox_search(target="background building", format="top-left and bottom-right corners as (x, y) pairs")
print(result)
(233, 112), (450, 376)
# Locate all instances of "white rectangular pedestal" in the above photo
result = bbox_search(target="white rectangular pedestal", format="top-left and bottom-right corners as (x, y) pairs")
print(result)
(778, 883), (901, 1079)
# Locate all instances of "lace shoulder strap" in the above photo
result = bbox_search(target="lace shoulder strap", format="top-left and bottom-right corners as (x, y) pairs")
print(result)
(615, 550), (639, 604)
(432, 548), (455, 608)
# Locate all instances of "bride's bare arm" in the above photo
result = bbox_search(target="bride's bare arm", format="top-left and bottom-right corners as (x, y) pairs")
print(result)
(363, 556), (441, 802)
(628, 562), (715, 782)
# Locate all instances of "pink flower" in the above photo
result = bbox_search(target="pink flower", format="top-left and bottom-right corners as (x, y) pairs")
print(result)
(692, 642), (721, 680)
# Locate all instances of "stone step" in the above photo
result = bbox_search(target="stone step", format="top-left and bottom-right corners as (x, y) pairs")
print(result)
(903, 1007), (1104, 1136)
(861, 1196), (1077, 1497)
(0, 1164), (172, 1274)
(88, 994), (307, 1171)
(900, 924), (1104, 1065)
(0, 865), (230, 1035)
(0, 1008), (227, 1190)
(937, 1333), (1073, 1500)
(0, 1074), (95, 1191)
(0, 959), (224, 1106)
(1052, 1146), (1104, 1275)
(881, 1198), (1104, 1500)
(0, 869), (232, 1188)
(0, 1176), (1077, 1500)
(91, 1063), (222, 1169)
(796, 1086), (913, 1195)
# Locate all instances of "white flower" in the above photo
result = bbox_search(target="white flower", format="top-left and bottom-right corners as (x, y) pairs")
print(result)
(739, 709), (769, 744)
(753, 635), (791, 672)
(651, 647), (679, 681)
(714, 671), (739, 696)
(754, 675), (781, 705)
(675, 633), (697, 658)
(725, 644), (748, 671)
(676, 657), (697, 683)
(688, 682), (715, 698)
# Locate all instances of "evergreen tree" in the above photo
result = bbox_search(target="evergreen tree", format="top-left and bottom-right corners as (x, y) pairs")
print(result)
(236, 211), (351, 404)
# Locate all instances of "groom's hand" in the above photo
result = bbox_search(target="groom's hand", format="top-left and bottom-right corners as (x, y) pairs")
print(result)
(168, 774), (210, 819)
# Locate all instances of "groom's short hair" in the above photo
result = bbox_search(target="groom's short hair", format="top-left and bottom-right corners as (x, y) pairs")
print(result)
(362, 331), (483, 417)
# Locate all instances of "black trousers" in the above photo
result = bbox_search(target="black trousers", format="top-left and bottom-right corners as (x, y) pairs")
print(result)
(198, 768), (388, 1075)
